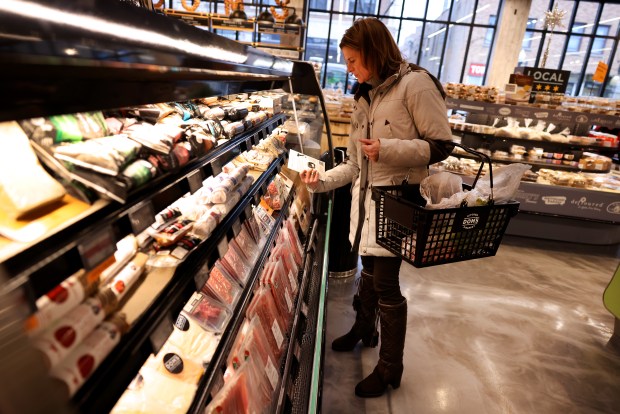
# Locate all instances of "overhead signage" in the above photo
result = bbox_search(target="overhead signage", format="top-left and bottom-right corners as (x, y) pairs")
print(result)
(515, 66), (571, 94)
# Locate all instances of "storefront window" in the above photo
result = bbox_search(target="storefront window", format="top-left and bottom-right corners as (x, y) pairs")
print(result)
(402, 0), (428, 19)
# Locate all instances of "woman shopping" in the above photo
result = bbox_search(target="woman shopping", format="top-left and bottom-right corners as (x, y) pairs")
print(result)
(301, 18), (453, 398)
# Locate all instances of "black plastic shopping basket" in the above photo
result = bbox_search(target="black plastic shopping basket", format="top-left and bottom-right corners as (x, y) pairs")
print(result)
(372, 143), (520, 268)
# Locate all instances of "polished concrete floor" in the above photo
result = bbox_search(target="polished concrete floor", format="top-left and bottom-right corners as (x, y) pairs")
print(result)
(321, 236), (620, 414)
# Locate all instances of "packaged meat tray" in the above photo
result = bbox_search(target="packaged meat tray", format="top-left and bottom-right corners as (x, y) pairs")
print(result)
(221, 242), (252, 286)
(246, 287), (286, 359)
(205, 364), (265, 414)
(233, 226), (259, 263)
(169, 315), (221, 366)
(179, 291), (231, 333)
(202, 261), (243, 310)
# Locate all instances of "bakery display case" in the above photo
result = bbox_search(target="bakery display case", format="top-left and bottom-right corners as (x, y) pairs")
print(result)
(0, 1), (332, 413)
(443, 95), (620, 245)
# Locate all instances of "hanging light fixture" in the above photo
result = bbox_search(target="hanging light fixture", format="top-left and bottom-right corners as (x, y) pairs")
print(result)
(257, 8), (275, 28)
(284, 7), (302, 28)
(229, 2), (247, 23)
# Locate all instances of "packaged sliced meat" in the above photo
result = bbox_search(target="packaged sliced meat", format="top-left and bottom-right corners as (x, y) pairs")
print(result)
(245, 287), (285, 359)
(153, 219), (194, 247)
(205, 364), (261, 414)
(221, 242), (252, 286)
(121, 159), (158, 189)
(202, 261), (242, 309)
(233, 227), (259, 263)
(53, 134), (141, 176)
(285, 217), (304, 260)
(266, 260), (294, 322)
(111, 355), (197, 414)
(168, 316), (221, 367)
(179, 291), (231, 333)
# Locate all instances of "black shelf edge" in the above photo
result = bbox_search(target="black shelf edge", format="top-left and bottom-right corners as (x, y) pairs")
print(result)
(2, 114), (286, 297)
(453, 152), (612, 174)
(72, 153), (288, 414)
(446, 98), (620, 129)
(452, 129), (620, 155)
(188, 183), (297, 413)
(274, 219), (320, 414)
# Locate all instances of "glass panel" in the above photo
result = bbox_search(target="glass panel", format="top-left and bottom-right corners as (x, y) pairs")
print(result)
(474, 0), (501, 25)
(426, 0), (452, 21)
(419, 22), (446, 77)
(600, 3), (620, 38)
(554, 0), (577, 33)
(604, 57), (620, 99)
(519, 30), (543, 68)
(441, 24), (470, 82)
(591, 25), (611, 55)
(465, 26), (494, 85)
(308, 0), (334, 11)
(323, 13), (355, 90)
(602, 2), (620, 98)
(450, 0), (474, 23)
(403, 0), (427, 19)
(398, 19), (424, 63)
(379, 17), (401, 43)
(572, 1), (602, 35)
(381, 0), (405, 18)
(352, 0), (379, 15)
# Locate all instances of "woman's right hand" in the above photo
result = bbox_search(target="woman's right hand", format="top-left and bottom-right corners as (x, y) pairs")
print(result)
(300, 169), (320, 190)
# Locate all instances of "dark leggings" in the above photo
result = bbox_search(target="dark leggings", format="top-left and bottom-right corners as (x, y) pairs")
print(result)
(361, 256), (404, 305)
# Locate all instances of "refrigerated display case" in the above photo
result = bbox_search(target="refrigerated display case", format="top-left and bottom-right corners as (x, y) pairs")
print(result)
(0, 1), (332, 413)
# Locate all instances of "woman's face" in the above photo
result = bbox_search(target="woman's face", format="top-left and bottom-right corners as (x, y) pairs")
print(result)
(342, 46), (372, 84)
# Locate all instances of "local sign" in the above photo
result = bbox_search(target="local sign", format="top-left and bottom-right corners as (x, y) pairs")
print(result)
(514, 66), (571, 93)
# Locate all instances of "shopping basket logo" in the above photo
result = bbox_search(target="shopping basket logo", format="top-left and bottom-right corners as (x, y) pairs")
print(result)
(454, 208), (490, 232)
(461, 213), (480, 230)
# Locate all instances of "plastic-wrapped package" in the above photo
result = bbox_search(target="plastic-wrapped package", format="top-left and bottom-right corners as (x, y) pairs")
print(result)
(0, 121), (66, 218)
(221, 242), (252, 286)
(233, 227), (259, 263)
(265, 260), (294, 323)
(110, 355), (198, 414)
(204, 363), (263, 414)
(179, 291), (231, 333)
(53, 134), (141, 176)
(152, 219), (194, 247)
(245, 287), (286, 359)
(168, 315), (221, 366)
(191, 208), (221, 239)
(202, 261), (243, 309)
(124, 122), (178, 154)
(19, 112), (108, 145)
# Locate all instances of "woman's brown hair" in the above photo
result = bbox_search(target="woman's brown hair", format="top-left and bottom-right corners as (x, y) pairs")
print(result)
(339, 18), (404, 81)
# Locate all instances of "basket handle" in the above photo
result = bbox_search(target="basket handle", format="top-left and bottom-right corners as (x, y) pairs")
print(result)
(449, 142), (494, 203)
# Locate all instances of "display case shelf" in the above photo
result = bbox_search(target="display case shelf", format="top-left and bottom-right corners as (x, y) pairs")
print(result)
(447, 98), (620, 129)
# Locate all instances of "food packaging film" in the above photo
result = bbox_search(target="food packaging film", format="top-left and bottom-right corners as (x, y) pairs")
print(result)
(111, 356), (197, 414)
(0, 121), (66, 219)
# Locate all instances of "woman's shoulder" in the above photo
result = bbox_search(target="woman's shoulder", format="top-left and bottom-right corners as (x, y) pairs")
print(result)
(401, 69), (438, 93)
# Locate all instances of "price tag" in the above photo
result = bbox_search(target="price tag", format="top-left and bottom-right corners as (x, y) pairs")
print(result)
(284, 288), (293, 312)
(217, 237), (229, 258)
(187, 169), (204, 194)
(265, 356), (279, 391)
(245, 137), (253, 151)
(150, 314), (173, 354)
(128, 201), (155, 234)
(78, 227), (116, 270)
(272, 320), (284, 349)
(252, 133), (259, 145)
(288, 270), (298, 293)
(211, 158), (223, 176)
(232, 218), (242, 237)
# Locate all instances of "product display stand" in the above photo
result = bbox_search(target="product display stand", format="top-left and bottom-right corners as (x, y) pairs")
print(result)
(0, 1), (333, 412)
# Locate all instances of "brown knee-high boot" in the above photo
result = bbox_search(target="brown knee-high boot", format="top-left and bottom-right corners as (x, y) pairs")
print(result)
(331, 270), (379, 352)
(355, 298), (407, 397)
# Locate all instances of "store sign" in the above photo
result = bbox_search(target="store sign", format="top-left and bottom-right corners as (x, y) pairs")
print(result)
(469, 63), (486, 77)
(515, 66), (571, 93)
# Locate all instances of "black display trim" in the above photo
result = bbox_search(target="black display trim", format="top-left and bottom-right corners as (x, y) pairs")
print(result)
(447, 98), (620, 129)
(2, 114), (286, 300)
(188, 183), (297, 413)
(72, 153), (288, 414)
(274, 219), (320, 414)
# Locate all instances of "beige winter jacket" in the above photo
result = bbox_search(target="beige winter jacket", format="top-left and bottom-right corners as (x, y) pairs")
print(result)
(312, 63), (453, 256)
